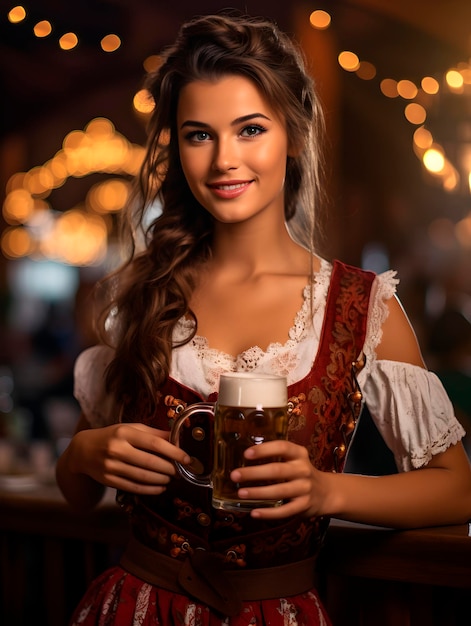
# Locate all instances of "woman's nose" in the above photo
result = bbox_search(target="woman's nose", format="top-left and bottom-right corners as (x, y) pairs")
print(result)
(212, 138), (239, 171)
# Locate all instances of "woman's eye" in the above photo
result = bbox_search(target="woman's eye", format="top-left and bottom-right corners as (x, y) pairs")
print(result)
(241, 125), (266, 138)
(187, 131), (210, 142)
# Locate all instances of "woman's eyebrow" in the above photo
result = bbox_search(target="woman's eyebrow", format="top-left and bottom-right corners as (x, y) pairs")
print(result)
(180, 112), (271, 130)
(232, 113), (271, 125)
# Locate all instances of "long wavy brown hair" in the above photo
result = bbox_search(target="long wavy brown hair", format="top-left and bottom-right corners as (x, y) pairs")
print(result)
(97, 12), (325, 416)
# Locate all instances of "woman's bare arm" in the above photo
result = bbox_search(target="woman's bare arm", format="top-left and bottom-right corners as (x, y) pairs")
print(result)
(233, 294), (471, 527)
(56, 414), (107, 511)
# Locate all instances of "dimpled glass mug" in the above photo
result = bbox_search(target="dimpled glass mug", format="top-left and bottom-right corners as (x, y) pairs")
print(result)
(170, 372), (289, 512)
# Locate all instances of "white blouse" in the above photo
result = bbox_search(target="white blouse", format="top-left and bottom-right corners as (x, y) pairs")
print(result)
(74, 259), (465, 473)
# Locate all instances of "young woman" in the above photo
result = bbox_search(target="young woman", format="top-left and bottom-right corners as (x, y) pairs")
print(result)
(56, 12), (471, 626)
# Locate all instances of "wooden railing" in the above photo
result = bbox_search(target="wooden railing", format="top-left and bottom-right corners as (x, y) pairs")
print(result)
(320, 520), (470, 626)
(1, 483), (470, 626)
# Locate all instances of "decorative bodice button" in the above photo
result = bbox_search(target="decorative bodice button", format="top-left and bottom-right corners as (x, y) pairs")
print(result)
(197, 513), (211, 526)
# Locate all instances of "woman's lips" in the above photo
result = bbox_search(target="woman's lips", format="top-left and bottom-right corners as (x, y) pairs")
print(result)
(207, 180), (252, 199)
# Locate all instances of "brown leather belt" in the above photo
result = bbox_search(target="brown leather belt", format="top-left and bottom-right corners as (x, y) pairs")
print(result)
(120, 535), (319, 616)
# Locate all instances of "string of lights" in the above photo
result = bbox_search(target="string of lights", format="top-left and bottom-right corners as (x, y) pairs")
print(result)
(7, 4), (122, 52)
(2, 5), (470, 266)
(310, 9), (471, 197)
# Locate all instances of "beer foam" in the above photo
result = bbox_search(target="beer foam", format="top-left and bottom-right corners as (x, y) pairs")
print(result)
(218, 373), (287, 407)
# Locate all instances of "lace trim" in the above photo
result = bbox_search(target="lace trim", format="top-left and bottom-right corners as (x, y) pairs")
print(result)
(410, 421), (465, 469)
(363, 270), (399, 360)
(174, 258), (332, 373)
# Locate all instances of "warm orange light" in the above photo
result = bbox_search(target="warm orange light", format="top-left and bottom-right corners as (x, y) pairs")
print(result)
(413, 126), (433, 150)
(143, 55), (162, 73)
(45, 158), (68, 188)
(446, 69), (464, 90)
(461, 68), (471, 85)
(101, 34), (121, 52)
(1, 227), (33, 258)
(421, 76), (439, 95)
(8, 6), (26, 23)
(6, 172), (26, 194)
(423, 148), (445, 173)
(356, 61), (376, 80)
(380, 78), (398, 98)
(443, 170), (459, 192)
(133, 89), (155, 114)
(309, 10), (331, 30)
(397, 80), (418, 99)
(34, 20), (52, 37)
(85, 117), (115, 137)
(404, 103), (426, 125)
(39, 210), (107, 265)
(63, 130), (87, 151)
(88, 179), (130, 213)
(59, 32), (79, 50)
(338, 51), (360, 72)
(24, 166), (54, 196)
(3, 189), (35, 223)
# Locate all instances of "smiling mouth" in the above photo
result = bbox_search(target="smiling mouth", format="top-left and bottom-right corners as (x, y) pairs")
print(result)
(206, 180), (253, 199)
(209, 181), (252, 190)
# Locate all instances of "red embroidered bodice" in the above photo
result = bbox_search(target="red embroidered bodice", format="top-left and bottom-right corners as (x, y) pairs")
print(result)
(117, 261), (375, 570)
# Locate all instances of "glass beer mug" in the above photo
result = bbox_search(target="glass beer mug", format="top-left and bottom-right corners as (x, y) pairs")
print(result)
(170, 372), (289, 512)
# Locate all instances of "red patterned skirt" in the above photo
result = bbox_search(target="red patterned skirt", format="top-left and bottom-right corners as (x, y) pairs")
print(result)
(69, 565), (331, 626)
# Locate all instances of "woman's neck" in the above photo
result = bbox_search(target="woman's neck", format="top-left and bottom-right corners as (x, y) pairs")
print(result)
(210, 220), (312, 280)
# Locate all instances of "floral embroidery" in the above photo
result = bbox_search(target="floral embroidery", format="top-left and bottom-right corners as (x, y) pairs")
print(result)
(297, 266), (373, 471)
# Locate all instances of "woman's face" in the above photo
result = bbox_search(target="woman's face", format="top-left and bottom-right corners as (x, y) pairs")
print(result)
(177, 75), (289, 226)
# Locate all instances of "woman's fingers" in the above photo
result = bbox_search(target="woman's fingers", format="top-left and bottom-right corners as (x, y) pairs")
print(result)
(231, 440), (310, 483)
(244, 439), (309, 462)
(77, 423), (191, 492)
(227, 440), (322, 518)
(111, 423), (191, 465)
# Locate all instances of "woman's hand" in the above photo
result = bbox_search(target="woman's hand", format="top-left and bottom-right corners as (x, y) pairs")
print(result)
(230, 440), (328, 519)
(65, 421), (191, 496)
(230, 438), (471, 528)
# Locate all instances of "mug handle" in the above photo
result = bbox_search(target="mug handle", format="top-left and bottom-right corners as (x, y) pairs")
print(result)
(170, 402), (215, 488)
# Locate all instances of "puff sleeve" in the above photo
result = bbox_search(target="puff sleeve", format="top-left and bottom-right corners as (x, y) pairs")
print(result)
(73, 345), (117, 427)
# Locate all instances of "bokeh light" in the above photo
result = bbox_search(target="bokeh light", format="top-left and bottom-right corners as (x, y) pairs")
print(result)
(309, 10), (331, 30)
(8, 5), (26, 23)
(59, 32), (79, 51)
(101, 34), (121, 52)
(338, 51), (360, 72)
(33, 20), (52, 38)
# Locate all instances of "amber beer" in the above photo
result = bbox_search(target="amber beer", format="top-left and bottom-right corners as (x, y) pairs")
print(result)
(170, 372), (288, 512)
(211, 372), (288, 511)
(212, 403), (288, 511)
